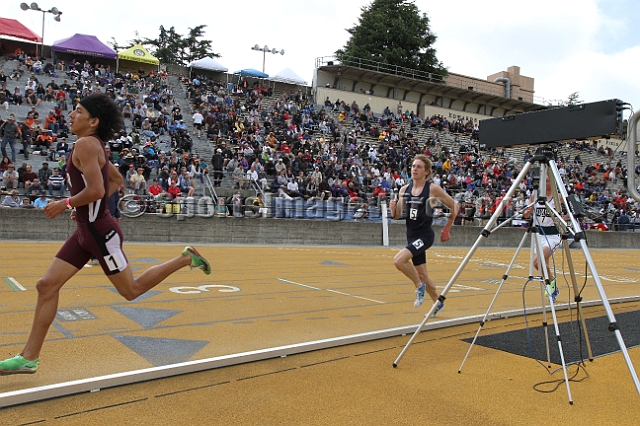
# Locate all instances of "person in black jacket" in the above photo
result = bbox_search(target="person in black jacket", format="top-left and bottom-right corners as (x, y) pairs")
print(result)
(211, 149), (224, 186)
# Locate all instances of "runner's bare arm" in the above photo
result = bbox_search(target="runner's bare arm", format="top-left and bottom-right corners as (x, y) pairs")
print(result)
(389, 184), (408, 220)
(108, 162), (123, 195)
(431, 183), (458, 238)
(43, 138), (105, 218)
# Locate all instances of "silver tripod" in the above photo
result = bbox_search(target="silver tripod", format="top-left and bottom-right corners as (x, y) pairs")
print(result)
(457, 164), (585, 404)
(392, 146), (640, 403)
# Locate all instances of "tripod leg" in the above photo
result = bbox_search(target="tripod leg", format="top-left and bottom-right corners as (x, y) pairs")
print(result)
(546, 294), (575, 404)
(538, 280), (552, 368)
(560, 238), (594, 361)
(579, 243), (640, 394)
(534, 225), (574, 403)
(547, 158), (640, 394)
(458, 229), (531, 373)
(392, 234), (482, 367)
(529, 166), (574, 403)
(533, 230), (553, 368)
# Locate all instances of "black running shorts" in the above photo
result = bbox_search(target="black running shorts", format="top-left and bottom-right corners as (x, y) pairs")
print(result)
(406, 228), (435, 266)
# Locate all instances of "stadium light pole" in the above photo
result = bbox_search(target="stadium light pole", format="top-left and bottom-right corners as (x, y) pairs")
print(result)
(251, 44), (285, 73)
(20, 2), (62, 60)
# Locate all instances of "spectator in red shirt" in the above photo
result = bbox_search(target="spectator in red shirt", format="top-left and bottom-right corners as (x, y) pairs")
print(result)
(147, 179), (165, 198)
(373, 183), (386, 198)
(167, 180), (181, 200)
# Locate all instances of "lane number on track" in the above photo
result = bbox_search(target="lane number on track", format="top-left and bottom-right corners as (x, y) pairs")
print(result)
(170, 285), (241, 294)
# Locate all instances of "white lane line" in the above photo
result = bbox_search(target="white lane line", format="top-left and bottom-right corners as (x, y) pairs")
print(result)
(277, 278), (320, 290)
(277, 278), (385, 304)
(8, 277), (26, 291)
(325, 289), (384, 304)
(453, 284), (486, 291)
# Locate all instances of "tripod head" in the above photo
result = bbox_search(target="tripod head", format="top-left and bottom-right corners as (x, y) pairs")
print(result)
(531, 144), (559, 163)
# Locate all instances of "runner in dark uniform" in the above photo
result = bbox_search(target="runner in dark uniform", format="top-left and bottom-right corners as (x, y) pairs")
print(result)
(403, 180), (436, 267)
(389, 154), (458, 313)
(1, 93), (211, 376)
(57, 138), (128, 274)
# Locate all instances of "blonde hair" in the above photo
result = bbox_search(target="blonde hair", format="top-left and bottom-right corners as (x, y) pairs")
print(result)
(412, 154), (432, 178)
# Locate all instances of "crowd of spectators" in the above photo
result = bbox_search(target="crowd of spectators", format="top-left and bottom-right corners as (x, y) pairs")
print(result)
(1, 51), (639, 231)
(178, 73), (639, 229)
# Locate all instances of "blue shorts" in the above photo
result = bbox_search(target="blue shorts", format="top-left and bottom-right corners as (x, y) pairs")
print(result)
(406, 228), (435, 266)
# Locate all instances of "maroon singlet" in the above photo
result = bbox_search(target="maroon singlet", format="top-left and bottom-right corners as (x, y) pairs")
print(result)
(56, 135), (128, 274)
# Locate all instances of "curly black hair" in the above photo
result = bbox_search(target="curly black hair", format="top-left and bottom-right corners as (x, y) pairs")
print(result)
(79, 93), (123, 142)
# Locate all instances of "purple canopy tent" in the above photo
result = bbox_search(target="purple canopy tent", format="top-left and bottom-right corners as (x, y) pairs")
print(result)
(51, 33), (117, 59)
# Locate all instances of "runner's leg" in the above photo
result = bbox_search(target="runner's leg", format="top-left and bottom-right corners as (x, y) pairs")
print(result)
(393, 248), (421, 288)
(415, 263), (438, 302)
(21, 258), (80, 360)
(107, 254), (191, 301)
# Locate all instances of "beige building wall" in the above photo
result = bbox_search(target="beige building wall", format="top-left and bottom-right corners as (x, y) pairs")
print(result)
(314, 65), (537, 118)
(420, 104), (491, 124)
(316, 87), (418, 116)
(487, 65), (535, 102)
(442, 73), (507, 98)
(595, 138), (627, 152)
(316, 87), (511, 122)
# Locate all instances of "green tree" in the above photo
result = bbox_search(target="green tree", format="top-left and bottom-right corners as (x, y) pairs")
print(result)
(179, 25), (216, 65)
(151, 25), (184, 65)
(107, 31), (147, 52)
(566, 92), (582, 106)
(110, 25), (220, 66)
(336, 0), (446, 80)
(149, 25), (219, 66)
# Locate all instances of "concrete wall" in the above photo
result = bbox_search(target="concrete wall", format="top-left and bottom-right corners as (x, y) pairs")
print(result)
(1, 209), (638, 249)
(317, 87), (508, 121)
(316, 87), (418, 117)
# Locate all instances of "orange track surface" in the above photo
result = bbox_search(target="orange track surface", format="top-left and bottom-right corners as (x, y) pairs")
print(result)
(1, 243), (639, 424)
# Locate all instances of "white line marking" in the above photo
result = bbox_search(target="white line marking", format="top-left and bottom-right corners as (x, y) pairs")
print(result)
(453, 284), (486, 291)
(3, 296), (638, 408)
(325, 289), (384, 304)
(8, 277), (26, 291)
(277, 279), (384, 304)
(277, 278), (319, 290)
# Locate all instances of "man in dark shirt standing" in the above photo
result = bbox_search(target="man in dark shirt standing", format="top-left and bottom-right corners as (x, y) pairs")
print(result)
(1, 113), (20, 162)
(211, 148), (224, 186)
(38, 162), (52, 184)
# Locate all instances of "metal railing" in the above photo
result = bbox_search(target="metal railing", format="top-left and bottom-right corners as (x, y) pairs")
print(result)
(316, 54), (445, 83)
(627, 112), (640, 203)
(316, 54), (558, 105)
(203, 173), (218, 204)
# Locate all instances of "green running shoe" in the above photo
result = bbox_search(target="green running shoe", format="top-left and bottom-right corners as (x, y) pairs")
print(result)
(0, 354), (39, 375)
(545, 278), (558, 302)
(182, 246), (211, 275)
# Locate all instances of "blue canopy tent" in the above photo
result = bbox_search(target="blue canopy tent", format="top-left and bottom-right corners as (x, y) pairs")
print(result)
(234, 68), (268, 78)
(232, 68), (269, 91)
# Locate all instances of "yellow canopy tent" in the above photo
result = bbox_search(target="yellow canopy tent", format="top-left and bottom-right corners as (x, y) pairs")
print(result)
(116, 44), (159, 72)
